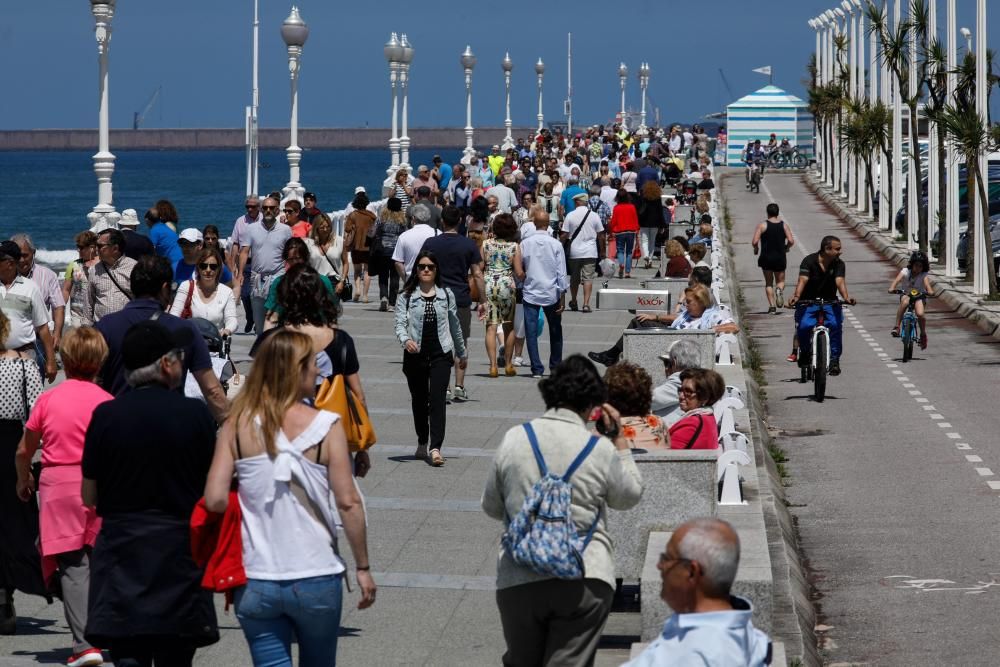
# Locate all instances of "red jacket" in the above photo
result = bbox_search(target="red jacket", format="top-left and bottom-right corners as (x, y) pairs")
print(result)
(669, 410), (719, 450)
(610, 203), (640, 234)
(190, 490), (246, 605)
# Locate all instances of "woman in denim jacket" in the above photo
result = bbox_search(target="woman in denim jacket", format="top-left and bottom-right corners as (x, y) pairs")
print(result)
(394, 250), (467, 467)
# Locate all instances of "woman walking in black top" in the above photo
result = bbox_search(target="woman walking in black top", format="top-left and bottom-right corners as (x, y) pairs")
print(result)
(752, 203), (796, 314)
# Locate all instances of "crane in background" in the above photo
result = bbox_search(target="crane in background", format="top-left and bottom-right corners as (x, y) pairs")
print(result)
(133, 86), (161, 130)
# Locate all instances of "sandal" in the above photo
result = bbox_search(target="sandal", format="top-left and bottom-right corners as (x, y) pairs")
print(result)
(489, 366), (499, 378)
(429, 449), (445, 467)
(569, 301), (579, 311)
(891, 328), (900, 337)
(581, 305), (592, 313)
(505, 365), (517, 377)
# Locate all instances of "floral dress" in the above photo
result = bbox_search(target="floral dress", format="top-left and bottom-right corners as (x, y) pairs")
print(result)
(483, 239), (517, 325)
(621, 414), (669, 450)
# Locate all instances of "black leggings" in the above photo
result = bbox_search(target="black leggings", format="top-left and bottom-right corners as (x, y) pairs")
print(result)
(372, 254), (400, 306)
(403, 351), (453, 451)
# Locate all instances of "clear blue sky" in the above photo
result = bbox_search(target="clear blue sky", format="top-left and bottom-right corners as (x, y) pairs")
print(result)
(3, 0), (997, 130)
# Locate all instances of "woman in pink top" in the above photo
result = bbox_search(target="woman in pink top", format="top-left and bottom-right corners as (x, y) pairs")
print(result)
(15, 327), (113, 667)
(668, 368), (725, 450)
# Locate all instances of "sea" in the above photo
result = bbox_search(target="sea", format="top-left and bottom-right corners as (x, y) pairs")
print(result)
(0, 147), (451, 270)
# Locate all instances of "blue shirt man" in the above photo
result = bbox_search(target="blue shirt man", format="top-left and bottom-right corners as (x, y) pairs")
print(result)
(517, 213), (569, 378)
(559, 183), (586, 218)
(637, 160), (660, 192)
(433, 156), (452, 192)
(145, 209), (183, 267)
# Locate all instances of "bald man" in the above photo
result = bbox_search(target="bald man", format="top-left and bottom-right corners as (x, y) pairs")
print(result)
(623, 518), (772, 666)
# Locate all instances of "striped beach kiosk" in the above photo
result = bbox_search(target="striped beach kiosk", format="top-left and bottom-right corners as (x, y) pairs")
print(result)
(725, 85), (814, 166)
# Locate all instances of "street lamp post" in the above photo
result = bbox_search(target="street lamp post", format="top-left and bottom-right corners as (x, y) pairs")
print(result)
(87, 0), (120, 230)
(809, 20), (822, 179)
(842, 1), (857, 207)
(926, 0), (939, 260)
(973, 0), (988, 293)
(638, 63), (650, 135)
(280, 6), (309, 202)
(398, 34), (414, 172)
(906, 1), (918, 251)
(960, 27), (972, 53)
(833, 7), (847, 197)
(891, 0), (904, 241)
(384, 33), (402, 183)
(535, 58), (545, 133)
(501, 52), (514, 151)
(853, 0), (868, 212)
(461, 46), (477, 164)
(945, 0), (959, 276)
(618, 62), (628, 129)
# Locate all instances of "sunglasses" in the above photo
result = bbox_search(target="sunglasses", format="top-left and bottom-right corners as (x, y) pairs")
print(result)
(245, 204), (260, 209)
(417, 263), (437, 271)
(283, 209), (296, 214)
(262, 205), (279, 211)
(198, 262), (219, 271)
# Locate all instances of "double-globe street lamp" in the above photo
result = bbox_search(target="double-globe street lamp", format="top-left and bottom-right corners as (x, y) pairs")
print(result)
(618, 63), (628, 129)
(535, 58), (545, 133)
(501, 53), (514, 151)
(383, 32), (414, 188)
(281, 6), (309, 202)
(637, 63), (650, 135)
(87, 0), (120, 230)
(461, 45), (476, 163)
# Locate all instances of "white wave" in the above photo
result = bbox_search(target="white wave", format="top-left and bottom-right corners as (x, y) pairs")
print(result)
(35, 249), (79, 270)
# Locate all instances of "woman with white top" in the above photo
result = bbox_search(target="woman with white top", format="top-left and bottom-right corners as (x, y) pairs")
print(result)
(169, 246), (237, 335)
(304, 213), (345, 294)
(204, 329), (375, 666)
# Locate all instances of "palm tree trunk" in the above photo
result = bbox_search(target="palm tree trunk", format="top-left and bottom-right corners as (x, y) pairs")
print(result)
(976, 164), (999, 296)
(968, 161), (978, 282)
(936, 123), (948, 263)
(865, 159), (876, 213)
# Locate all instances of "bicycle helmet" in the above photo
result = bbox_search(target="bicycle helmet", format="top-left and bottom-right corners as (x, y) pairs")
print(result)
(908, 251), (928, 270)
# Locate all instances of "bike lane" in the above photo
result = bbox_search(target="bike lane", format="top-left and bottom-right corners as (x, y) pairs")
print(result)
(726, 171), (1000, 664)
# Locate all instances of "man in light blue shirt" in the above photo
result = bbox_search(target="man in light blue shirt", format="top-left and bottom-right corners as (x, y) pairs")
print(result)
(624, 518), (772, 667)
(515, 208), (568, 378)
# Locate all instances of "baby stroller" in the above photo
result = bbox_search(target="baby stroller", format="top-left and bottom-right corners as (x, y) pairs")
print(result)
(676, 179), (699, 205)
(184, 317), (237, 399)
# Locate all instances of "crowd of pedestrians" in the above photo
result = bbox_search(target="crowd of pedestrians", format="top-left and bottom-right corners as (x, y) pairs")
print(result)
(0, 120), (777, 666)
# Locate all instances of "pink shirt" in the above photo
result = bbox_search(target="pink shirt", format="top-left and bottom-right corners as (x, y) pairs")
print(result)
(26, 379), (113, 467)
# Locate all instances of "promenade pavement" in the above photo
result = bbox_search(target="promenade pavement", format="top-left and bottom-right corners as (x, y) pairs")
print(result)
(727, 171), (1000, 665)
(0, 283), (646, 665)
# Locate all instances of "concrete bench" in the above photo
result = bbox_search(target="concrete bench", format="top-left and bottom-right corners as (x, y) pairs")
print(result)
(596, 288), (673, 312)
(622, 328), (715, 381)
(635, 277), (689, 308)
(608, 449), (719, 582)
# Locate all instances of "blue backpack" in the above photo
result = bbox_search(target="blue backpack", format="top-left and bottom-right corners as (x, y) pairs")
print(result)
(501, 423), (601, 579)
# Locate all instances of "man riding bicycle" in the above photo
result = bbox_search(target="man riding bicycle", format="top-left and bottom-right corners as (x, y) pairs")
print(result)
(787, 235), (856, 376)
(744, 140), (766, 187)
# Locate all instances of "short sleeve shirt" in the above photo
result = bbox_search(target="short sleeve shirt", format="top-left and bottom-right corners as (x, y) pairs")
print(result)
(27, 379), (113, 467)
(0, 276), (49, 349)
(562, 207), (604, 260)
(422, 233), (482, 307)
(798, 252), (845, 300)
(247, 221), (293, 275)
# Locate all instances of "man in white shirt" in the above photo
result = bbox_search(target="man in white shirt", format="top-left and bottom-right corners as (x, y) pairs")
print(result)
(229, 195), (262, 333)
(393, 217), (440, 279)
(599, 178), (620, 210)
(560, 192), (606, 313)
(0, 240), (57, 382)
(485, 173), (518, 214)
(514, 209), (568, 378)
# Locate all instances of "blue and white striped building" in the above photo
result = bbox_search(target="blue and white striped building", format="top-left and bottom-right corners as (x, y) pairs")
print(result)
(725, 85), (814, 166)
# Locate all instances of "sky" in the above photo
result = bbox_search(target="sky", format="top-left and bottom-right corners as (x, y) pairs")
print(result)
(2, 0), (998, 131)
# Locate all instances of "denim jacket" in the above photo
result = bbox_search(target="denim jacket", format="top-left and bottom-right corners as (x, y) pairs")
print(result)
(393, 287), (467, 359)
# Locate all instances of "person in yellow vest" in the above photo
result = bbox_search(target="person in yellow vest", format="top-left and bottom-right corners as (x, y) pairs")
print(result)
(487, 145), (506, 178)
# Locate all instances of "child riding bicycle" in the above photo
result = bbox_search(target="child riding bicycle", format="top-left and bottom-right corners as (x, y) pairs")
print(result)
(889, 251), (932, 349)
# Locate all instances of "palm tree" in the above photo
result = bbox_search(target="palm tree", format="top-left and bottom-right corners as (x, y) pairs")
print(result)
(841, 100), (893, 213)
(931, 102), (998, 296)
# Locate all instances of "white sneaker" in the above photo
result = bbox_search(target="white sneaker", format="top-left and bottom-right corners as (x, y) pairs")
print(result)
(445, 388), (453, 404)
(66, 649), (104, 667)
(511, 356), (524, 367)
(452, 386), (469, 402)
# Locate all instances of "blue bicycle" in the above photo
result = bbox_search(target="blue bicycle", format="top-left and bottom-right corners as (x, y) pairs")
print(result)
(890, 288), (930, 362)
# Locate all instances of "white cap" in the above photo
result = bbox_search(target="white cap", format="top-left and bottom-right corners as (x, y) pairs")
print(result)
(178, 228), (203, 244)
(119, 208), (140, 226)
(354, 186), (366, 194)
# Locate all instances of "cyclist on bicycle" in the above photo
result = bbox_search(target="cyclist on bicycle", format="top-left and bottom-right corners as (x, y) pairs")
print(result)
(765, 133), (778, 153)
(744, 140), (766, 187)
(889, 251), (932, 348)
(787, 235), (856, 376)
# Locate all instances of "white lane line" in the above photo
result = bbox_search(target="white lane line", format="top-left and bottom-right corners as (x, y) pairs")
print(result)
(967, 455), (984, 463)
(946, 433), (962, 439)
(896, 376), (910, 382)
(930, 414), (944, 420)
(891, 370), (904, 375)
(902, 383), (916, 388)
(886, 363), (898, 367)
(938, 422), (953, 428)
(915, 398), (929, 403)
(877, 352), (889, 357)
(976, 467), (995, 477)
(956, 443), (972, 450)
(910, 390), (923, 396)
(922, 405), (936, 410)
(988, 481), (1000, 490)
(872, 347), (884, 352)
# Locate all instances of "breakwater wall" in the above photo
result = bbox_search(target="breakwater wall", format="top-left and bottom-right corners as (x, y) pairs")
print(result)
(0, 127), (536, 151)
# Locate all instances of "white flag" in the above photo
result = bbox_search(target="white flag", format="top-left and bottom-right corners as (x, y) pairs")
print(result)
(752, 66), (772, 76)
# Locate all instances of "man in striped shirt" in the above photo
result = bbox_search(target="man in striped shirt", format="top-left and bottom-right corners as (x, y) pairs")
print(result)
(12, 234), (65, 373)
(81, 229), (137, 326)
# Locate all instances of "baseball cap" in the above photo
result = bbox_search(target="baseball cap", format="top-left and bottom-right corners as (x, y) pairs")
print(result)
(0, 240), (21, 261)
(178, 228), (203, 244)
(304, 191), (317, 200)
(119, 208), (140, 227)
(354, 186), (366, 194)
(122, 320), (193, 371)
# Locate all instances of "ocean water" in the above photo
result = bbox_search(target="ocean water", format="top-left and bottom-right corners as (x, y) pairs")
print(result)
(0, 147), (450, 269)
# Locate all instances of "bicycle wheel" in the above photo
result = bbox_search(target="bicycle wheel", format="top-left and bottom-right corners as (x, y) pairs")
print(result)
(767, 153), (782, 169)
(792, 154), (807, 169)
(813, 332), (828, 402)
(902, 319), (913, 362)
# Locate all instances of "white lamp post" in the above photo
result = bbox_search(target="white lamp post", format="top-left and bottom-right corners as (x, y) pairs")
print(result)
(834, 7), (847, 197)
(398, 34), (414, 172)
(945, 0), (959, 276)
(280, 6), (308, 202)
(535, 58), (545, 133)
(638, 63), (650, 135)
(842, 1), (857, 207)
(973, 0), (988, 293)
(87, 0), (120, 230)
(926, 0), (939, 259)
(501, 52), (514, 151)
(960, 27), (972, 53)
(853, 0), (868, 212)
(891, 0), (904, 240)
(809, 20), (822, 179)
(879, 1), (892, 232)
(906, 1), (918, 250)
(383, 33), (402, 186)
(618, 62), (628, 128)
(461, 46), (477, 164)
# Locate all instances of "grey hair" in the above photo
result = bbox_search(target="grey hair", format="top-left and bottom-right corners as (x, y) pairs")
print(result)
(10, 233), (34, 252)
(566, 176), (579, 185)
(666, 338), (701, 372)
(676, 518), (740, 597)
(125, 350), (181, 388)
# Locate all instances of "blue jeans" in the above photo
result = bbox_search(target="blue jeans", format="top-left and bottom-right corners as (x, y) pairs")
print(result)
(523, 301), (563, 376)
(615, 232), (636, 274)
(235, 574), (344, 667)
(795, 303), (843, 362)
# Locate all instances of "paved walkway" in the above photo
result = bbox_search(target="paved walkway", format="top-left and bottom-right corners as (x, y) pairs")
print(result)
(727, 172), (1000, 665)
(0, 281), (646, 665)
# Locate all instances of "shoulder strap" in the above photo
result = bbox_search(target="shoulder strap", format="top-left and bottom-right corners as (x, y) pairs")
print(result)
(568, 211), (590, 244)
(683, 415), (705, 450)
(101, 260), (133, 300)
(563, 434), (600, 481)
(522, 423), (548, 477)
